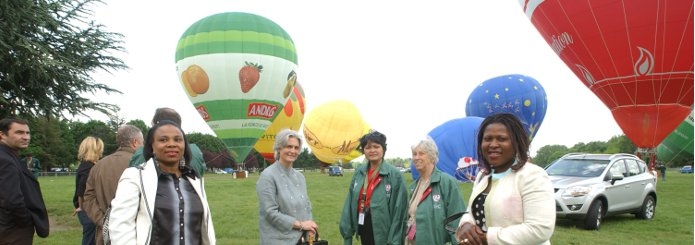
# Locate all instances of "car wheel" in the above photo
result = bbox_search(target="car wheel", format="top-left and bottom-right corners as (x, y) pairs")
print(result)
(636, 195), (656, 219)
(584, 199), (603, 230)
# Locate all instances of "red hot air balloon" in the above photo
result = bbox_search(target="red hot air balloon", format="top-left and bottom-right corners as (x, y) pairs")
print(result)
(518, 0), (694, 166)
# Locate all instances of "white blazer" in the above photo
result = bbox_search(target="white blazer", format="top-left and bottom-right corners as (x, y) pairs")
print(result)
(108, 159), (216, 245)
(458, 163), (555, 245)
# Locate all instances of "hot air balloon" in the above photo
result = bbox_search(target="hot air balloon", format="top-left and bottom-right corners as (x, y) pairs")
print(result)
(411, 117), (484, 182)
(336, 121), (371, 164)
(253, 82), (306, 163)
(341, 148), (365, 164)
(657, 109), (694, 165)
(518, 1), (694, 167)
(175, 12), (298, 162)
(466, 74), (547, 142)
(303, 100), (370, 164)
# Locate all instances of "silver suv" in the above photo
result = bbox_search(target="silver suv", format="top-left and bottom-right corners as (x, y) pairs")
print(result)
(544, 153), (657, 230)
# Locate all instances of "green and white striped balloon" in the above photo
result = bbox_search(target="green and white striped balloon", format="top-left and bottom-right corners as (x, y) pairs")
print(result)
(175, 12), (298, 161)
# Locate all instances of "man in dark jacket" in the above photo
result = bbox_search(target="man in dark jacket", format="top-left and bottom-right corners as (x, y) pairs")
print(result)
(0, 118), (49, 244)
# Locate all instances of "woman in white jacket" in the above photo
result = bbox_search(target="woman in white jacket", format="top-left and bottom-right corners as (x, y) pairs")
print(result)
(455, 113), (555, 245)
(108, 120), (215, 245)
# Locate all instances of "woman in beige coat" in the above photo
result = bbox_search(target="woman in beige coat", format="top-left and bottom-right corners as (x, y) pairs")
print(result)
(455, 113), (555, 245)
(108, 121), (215, 245)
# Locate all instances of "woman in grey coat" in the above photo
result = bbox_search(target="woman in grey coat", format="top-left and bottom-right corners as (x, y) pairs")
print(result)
(256, 129), (319, 244)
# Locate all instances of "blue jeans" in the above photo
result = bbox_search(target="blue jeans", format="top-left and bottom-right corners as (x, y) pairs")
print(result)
(78, 210), (96, 245)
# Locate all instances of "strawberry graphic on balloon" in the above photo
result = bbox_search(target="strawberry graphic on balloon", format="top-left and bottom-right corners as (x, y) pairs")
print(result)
(239, 61), (262, 93)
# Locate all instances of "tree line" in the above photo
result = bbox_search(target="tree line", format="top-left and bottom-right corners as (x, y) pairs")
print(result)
(22, 115), (690, 173)
(20, 116), (328, 172)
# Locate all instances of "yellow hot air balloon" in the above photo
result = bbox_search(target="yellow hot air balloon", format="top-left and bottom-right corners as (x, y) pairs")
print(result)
(338, 122), (371, 163)
(303, 100), (369, 164)
(253, 82), (306, 163)
(339, 149), (364, 164)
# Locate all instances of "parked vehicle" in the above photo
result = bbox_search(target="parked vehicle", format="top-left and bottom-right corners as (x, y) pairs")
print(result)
(680, 165), (693, 173)
(328, 166), (343, 176)
(544, 153), (657, 230)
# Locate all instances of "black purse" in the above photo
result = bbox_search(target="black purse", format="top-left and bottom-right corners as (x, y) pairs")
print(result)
(297, 231), (328, 245)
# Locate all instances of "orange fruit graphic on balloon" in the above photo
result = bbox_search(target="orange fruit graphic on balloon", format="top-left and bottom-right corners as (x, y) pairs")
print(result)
(181, 64), (210, 97)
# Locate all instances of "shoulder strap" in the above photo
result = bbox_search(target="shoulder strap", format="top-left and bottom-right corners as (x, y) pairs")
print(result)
(443, 211), (467, 233)
(137, 165), (153, 244)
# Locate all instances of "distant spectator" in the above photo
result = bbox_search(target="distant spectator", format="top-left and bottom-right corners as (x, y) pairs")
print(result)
(22, 153), (41, 178)
(73, 136), (104, 245)
(659, 164), (667, 181)
(83, 125), (143, 245)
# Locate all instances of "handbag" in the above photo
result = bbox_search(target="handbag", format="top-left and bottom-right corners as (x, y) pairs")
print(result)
(297, 231), (328, 245)
(102, 206), (112, 245)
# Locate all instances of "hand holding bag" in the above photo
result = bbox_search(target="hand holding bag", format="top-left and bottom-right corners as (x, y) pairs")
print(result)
(297, 231), (328, 245)
(443, 211), (467, 234)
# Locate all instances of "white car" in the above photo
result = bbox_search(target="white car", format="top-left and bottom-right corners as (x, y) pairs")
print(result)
(214, 169), (228, 174)
(545, 153), (657, 230)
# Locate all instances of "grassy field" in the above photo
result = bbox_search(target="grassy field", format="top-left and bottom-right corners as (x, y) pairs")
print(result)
(34, 169), (692, 244)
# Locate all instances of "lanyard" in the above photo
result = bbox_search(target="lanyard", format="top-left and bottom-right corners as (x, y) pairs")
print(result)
(359, 166), (381, 212)
(418, 186), (432, 205)
(408, 180), (433, 209)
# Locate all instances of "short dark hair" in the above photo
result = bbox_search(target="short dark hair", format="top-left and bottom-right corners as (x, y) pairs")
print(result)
(143, 120), (191, 167)
(151, 107), (182, 126)
(0, 118), (29, 135)
(477, 113), (529, 174)
(358, 130), (387, 154)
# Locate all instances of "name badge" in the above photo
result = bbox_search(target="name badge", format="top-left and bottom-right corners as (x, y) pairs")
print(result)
(358, 212), (365, 225)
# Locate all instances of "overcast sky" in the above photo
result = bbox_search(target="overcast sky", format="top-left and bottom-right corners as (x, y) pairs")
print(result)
(83, 0), (625, 159)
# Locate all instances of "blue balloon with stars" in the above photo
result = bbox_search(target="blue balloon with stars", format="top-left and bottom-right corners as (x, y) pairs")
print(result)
(465, 74), (547, 142)
(411, 116), (485, 182)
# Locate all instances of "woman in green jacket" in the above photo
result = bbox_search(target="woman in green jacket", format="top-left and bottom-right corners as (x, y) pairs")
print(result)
(406, 137), (466, 244)
(340, 130), (408, 245)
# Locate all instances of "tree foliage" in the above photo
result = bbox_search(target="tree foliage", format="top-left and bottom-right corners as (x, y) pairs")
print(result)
(24, 117), (74, 170)
(605, 135), (637, 154)
(532, 144), (570, 167)
(70, 120), (114, 151)
(0, 0), (127, 119)
(187, 132), (228, 153)
(125, 119), (148, 135)
(532, 135), (637, 167)
(295, 148), (317, 169)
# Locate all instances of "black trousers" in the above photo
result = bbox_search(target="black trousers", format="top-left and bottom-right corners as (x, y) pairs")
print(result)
(0, 224), (34, 245)
(358, 211), (375, 245)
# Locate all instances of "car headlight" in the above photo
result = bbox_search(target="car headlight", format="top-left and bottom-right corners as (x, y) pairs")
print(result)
(561, 186), (592, 197)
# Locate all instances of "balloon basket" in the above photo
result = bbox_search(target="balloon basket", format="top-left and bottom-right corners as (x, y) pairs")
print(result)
(233, 171), (248, 179)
